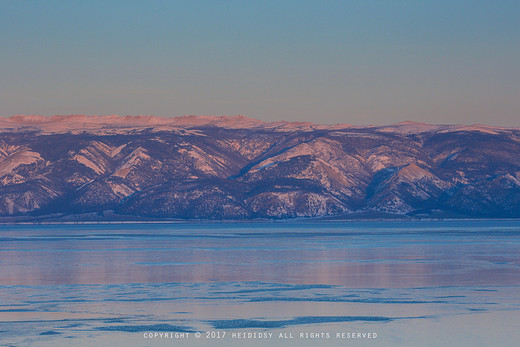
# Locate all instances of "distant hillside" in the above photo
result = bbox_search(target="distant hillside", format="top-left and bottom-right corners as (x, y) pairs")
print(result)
(1, 115), (520, 221)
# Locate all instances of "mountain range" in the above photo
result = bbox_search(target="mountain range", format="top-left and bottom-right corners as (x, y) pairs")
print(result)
(1, 115), (520, 221)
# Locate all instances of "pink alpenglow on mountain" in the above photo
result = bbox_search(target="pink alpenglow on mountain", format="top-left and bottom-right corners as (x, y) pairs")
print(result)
(1, 115), (520, 220)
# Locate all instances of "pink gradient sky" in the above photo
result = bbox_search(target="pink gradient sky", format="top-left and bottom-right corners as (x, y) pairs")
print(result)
(1, 1), (519, 125)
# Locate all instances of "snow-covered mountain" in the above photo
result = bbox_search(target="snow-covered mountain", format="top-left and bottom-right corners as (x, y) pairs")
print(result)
(1, 115), (520, 220)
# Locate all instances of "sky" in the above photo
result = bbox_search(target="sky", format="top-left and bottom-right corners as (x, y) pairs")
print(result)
(1, 1), (519, 126)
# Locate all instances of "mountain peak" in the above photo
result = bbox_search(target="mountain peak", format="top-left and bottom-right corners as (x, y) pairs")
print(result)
(0, 114), (353, 133)
(1, 115), (516, 135)
(1, 115), (520, 220)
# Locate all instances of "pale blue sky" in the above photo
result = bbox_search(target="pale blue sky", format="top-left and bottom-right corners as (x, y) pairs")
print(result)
(1, 1), (519, 125)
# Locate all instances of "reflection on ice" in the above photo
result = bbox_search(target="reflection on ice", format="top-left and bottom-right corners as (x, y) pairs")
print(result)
(1, 220), (520, 346)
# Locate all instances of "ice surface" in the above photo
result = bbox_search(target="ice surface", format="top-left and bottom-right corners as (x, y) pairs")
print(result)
(0, 221), (519, 346)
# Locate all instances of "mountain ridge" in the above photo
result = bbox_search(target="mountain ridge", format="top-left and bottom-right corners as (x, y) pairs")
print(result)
(3, 114), (518, 133)
(1, 115), (520, 221)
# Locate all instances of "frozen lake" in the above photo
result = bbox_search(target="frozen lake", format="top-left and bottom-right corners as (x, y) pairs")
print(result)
(1, 221), (519, 346)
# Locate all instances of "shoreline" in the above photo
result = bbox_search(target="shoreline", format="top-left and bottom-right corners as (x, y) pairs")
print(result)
(2, 217), (520, 226)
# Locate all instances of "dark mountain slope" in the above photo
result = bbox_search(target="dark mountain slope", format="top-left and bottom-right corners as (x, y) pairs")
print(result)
(1, 115), (519, 220)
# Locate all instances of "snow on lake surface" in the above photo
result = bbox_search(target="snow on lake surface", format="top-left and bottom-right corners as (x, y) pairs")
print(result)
(0, 221), (519, 346)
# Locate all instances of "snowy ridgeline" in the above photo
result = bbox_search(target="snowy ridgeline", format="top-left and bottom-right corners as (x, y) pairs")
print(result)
(1, 115), (520, 219)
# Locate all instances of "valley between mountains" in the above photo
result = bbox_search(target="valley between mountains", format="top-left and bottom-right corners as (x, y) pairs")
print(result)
(1, 115), (520, 221)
